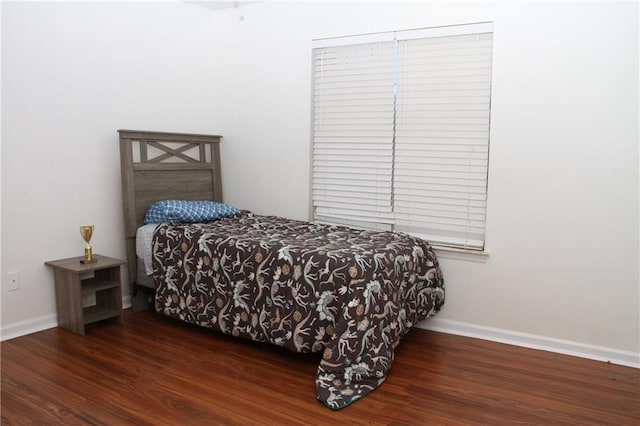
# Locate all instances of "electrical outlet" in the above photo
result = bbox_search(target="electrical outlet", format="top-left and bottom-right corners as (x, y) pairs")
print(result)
(8, 271), (20, 291)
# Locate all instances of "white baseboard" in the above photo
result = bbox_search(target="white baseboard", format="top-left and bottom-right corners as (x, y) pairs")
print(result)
(1, 295), (133, 341)
(0, 313), (58, 341)
(419, 318), (640, 369)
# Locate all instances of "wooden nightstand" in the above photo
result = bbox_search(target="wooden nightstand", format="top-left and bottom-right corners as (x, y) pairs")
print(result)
(45, 255), (125, 335)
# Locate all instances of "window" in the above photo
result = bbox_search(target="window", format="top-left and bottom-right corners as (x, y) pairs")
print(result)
(311, 23), (493, 250)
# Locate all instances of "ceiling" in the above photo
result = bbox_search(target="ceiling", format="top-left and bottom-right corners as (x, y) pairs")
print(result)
(188, 1), (259, 12)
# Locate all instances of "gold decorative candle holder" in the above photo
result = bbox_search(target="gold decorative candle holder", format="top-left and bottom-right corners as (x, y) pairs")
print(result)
(79, 225), (97, 264)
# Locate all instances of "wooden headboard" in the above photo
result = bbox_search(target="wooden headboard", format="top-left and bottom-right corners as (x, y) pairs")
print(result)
(119, 130), (223, 308)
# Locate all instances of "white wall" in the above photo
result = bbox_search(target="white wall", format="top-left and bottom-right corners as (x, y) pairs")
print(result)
(1, 1), (225, 333)
(208, 1), (640, 364)
(2, 1), (638, 366)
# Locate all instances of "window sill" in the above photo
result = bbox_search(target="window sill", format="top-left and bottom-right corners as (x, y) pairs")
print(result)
(432, 245), (490, 263)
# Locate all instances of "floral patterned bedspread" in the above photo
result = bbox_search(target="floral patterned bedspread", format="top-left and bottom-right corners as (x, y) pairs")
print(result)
(152, 213), (444, 409)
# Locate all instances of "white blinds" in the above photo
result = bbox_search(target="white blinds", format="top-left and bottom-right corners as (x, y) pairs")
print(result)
(394, 32), (493, 249)
(311, 24), (493, 249)
(312, 41), (396, 229)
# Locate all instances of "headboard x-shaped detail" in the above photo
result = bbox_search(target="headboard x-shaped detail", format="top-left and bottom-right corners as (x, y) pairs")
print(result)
(142, 141), (203, 163)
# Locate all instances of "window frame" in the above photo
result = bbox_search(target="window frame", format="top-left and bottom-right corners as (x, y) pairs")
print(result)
(310, 22), (494, 252)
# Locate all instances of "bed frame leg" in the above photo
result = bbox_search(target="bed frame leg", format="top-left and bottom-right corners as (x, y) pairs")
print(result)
(131, 284), (153, 312)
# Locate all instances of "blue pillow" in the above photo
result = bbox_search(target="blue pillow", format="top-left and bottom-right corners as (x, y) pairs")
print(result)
(144, 200), (240, 224)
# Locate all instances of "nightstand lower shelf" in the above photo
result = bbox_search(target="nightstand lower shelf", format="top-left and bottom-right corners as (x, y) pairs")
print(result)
(84, 305), (122, 325)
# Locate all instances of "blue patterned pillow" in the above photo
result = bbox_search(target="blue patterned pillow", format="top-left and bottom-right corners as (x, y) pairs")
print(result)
(144, 200), (240, 224)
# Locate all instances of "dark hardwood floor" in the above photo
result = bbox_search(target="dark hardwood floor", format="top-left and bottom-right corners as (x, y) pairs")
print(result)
(1, 309), (638, 425)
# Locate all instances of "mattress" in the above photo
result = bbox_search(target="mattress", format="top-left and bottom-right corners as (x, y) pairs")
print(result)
(136, 257), (155, 289)
(135, 223), (157, 289)
(136, 223), (157, 276)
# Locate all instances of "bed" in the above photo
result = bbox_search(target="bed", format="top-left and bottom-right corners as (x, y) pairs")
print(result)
(119, 130), (445, 409)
